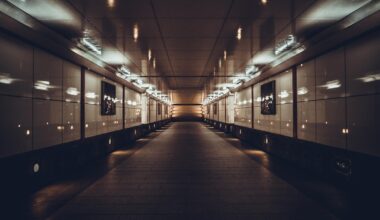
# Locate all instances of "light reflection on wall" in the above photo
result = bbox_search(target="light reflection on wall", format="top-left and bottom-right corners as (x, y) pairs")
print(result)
(298, 0), (371, 30)
(7, 0), (81, 29)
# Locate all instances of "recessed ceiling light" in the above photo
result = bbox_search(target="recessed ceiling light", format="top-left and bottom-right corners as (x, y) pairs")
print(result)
(107, 0), (115, 8)
(261, 0), (268, 5)
(133, 24), (139, 42)
(148, 49), (152, 61)
(237, 27), (242, 40)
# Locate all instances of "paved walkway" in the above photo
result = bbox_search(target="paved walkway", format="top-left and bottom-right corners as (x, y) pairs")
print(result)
(50, 122), (336, 220)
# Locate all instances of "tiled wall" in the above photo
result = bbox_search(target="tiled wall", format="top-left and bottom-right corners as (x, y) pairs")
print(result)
(234, 87), (252, 128)
(84, 71), (123, 138)
(125, 87), (142, 128)
(249, 31), (380, 157)
(297, 31), (380, 156)
(0, 34), (81, 157)
(0, 33), (158, 159)
(157, 102), (162, 121)
(226, 95), (235, 124)
(212, 102), (218, 121)
(141, 94), (148, 124)
(218, 98), (226, 123)
(253, 70), (293, 137)
(149, 98), (157, 123)
(209, 24), (380, 159)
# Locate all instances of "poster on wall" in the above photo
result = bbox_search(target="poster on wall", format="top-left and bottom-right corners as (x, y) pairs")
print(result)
(101, 81), (116, 115)
(261, 81), (276, 115)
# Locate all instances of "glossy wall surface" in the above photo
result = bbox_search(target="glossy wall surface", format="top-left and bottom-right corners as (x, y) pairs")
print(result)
(149, 98), (157, 123)
(253, 70), (294, 137)
(84, 71), (123, 138)
(0, 34), (81, 157)
(218, 98), (226, 123)
(125, 88), (142, 128)
(296, 31), (380, 156)
(217, 29), (380, 159)
(234, 87), (252, 128)
(0, 32), (152, 159)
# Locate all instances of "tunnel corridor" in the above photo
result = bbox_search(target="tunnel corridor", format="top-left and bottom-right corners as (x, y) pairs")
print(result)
(1, 0), (380, 219)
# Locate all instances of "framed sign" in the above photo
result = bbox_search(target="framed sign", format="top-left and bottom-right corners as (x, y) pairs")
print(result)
(101, 81), (116, 115)
(261, 81), (276, 115)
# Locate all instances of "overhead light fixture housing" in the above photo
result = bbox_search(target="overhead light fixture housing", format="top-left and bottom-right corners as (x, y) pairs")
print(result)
(80, 30), (102, 56)
(80, 33), (102, 55)
(274, 34), (298, 56)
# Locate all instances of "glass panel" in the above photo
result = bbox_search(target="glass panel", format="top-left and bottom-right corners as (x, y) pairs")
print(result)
(297, 60), (316, 102)
(34, 49), (63, 100)
(277, 70), (293, 104)
(33, 99), (63, 149)
(315, 48), (345, 99)
(316, 98), (346, 148)
(346, 31), (380, 96)
(347, 95), (380, 157)
(0, 96), (32, 157)
(63, 102), (80, 143)
(236, 87), (252, 108)
(0, 35), (33, 97)
(280, 104), (293, 137)
(85, 104), (98, 138)
(85, 71), (100, 105)
(297, 101), (316, 142)
(63, 61), (81, 103)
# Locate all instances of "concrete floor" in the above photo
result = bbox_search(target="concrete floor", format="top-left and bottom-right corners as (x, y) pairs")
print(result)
(49, 122), (336, 220)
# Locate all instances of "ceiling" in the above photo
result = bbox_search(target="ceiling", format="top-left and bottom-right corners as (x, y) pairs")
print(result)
(5, 0), (375, 92)
(65, 0), (256, 89)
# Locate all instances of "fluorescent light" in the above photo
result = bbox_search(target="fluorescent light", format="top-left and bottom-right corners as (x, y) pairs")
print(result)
(81, 36), (102, 55)
(274, 34), (298, 56)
